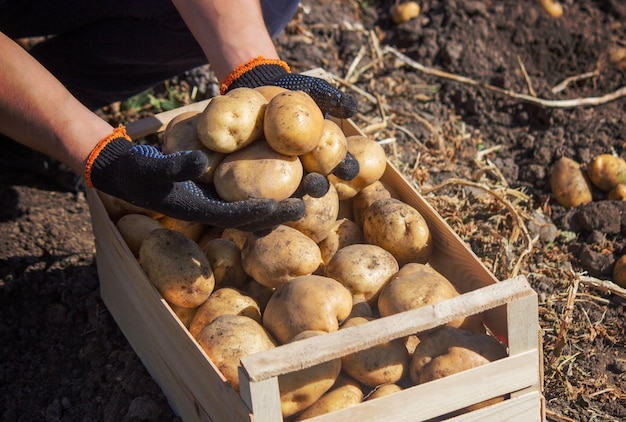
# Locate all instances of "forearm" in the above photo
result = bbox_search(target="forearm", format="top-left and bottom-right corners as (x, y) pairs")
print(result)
(0, 32), (113, 174)
(171, 0), (280, 81)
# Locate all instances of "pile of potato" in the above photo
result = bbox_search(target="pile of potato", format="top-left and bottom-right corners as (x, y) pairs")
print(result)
(551, 154), (626, 208)
(100, 87), (508, 420)
(550, 154), (626, 287)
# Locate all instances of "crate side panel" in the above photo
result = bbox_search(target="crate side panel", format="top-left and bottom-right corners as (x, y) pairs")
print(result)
(87, 189), (251, 422)
(241, 276), (533, 382)
(380, 163), (508, 338)
(444, 391), (545, 422)
(304, 350), (539, 422)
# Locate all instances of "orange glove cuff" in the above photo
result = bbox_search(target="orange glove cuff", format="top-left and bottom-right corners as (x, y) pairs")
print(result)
(220, 56), (291, 95)
(84, 124), (131, 188)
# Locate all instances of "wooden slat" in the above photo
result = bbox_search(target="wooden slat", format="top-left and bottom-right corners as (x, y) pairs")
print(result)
(445, 391), (544, 422)
(240, 276), (531, 382)
(301, 350), (540, 422)
(238, 373), (282, 421)
(507, 291), (543, 400)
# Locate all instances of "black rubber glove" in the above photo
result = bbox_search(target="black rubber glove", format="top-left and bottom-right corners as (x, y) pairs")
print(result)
(220, 56), (358, 120)
(85, 126), (305, 231)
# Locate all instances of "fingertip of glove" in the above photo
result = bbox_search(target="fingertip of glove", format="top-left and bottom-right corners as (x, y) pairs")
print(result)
(297, 173), (330, 198)
(336, 94), (358, 119)
(174, 150), (210, 180)
(332, 151), (360, 181)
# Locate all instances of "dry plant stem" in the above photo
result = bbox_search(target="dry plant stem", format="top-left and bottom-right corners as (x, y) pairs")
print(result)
(391, 122), (425, 149)
(411, 111), (444, 153)
(369, 29), (384, 70)
(545, 408), (578, 422)
(332, 73), (378, 104)
(579, 275), (626, 300)
(551, 70), (600, 94)
(472, 158), (510, 188)
(384, 46), (626, 108)
(345, 45), (367, 82)
(516, 55), (537, 97)
(420, 178), (533, 277)
(390, 107), (436, 150)
(510, 234), (539, 278)
(475, 144), (502, 161)
(552, 274), (580, 362)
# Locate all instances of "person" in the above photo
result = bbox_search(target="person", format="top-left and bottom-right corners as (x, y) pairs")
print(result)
(0, 0), (358, 232)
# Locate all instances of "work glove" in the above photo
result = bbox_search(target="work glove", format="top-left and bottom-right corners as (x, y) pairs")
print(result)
(221, 56), (360, 181)
(84, 125), (306, 231)
(221, 56), (358, 119)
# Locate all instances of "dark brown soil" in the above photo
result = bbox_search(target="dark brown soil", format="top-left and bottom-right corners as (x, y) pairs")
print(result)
(1, 1), (625, 421)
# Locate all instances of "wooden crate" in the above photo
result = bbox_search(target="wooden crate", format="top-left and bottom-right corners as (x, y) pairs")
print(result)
(86, 83), (544, 421)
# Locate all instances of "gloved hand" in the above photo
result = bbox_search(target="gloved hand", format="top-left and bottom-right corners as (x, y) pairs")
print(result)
(221, 56), (360, 181)
(221, 56), (358, 120)
(84, 125), (305, 231)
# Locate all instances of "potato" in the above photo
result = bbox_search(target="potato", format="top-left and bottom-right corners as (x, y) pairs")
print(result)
(221, 227), (249, 250)
(539, 0), (563, 19)
(378, 263), (484, 333)
(317, 218), (365, 267)
(608, 183), (626, 200)
(158, 216), (206, 242)
(242, 225), (322, 289)
(328, 135), (387, 200)
(336, 196), (355, 220)
(195, 314), (276, 392)
(254, 85), (290, 102)
(286, 183), (339, 243)
(340, 316), (410, 387)
(116, 213), (163, 257)
(412, 329), (508, 412)
(278, 331), (342, 417)
(366, 383), (402, 401)
(550, 156), (593, 208)
(196, 87), (267, 153)
(263, 90), (324, 156)
(97, 190), (163, 222)
(199, 238), (248, 289)
(213, 141), (303, 202)
(391, 2), (420, 24)
(189, 287), (261, 337)
(162, 111), (225, 183)
(324, 243), (399, 305)
(262, 274), (353, 344)
(347, 296), (374, 319)
(587, 153), (626, 192)
(294, 374), (363, 421)
(300, 119), (349, 175)
(362, 198), (432, 266)
(243, 279), (275, 313)
(612, 254), (626, 288)
(162, 111), (200, 151)
(351, 180), (392, 227)
(167, 302), (198, 329)
(139, 228), (215, 308)
(409, 326), (507, 388)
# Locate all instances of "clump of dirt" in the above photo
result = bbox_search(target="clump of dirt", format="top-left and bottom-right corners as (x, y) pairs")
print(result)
(1, 1), (625, 421)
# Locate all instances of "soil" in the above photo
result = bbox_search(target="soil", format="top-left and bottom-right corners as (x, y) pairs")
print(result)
(1, 0), (625, 421)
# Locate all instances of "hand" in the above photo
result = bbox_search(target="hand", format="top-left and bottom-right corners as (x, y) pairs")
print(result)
(221, 57), (358, 119)
(84, 126), (305, 231)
